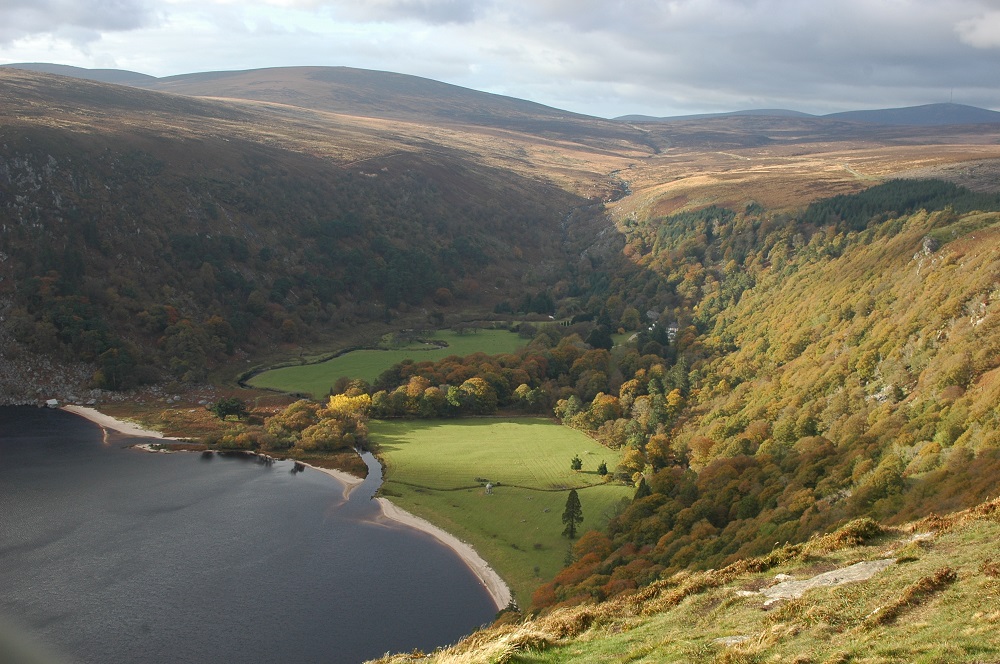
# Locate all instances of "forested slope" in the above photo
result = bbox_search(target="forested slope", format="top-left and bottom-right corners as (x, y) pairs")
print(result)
(0, 69), (595, 391)
(336, 179), (1000, 612)
(528, 181), (1000, 607)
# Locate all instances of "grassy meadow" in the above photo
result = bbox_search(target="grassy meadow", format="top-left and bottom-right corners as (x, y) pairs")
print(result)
(247, 329), (527, 397)
(370, 417), (633, 607)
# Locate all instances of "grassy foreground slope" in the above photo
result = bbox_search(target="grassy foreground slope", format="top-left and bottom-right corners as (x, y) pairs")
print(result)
(371, 497), (1000, 664)
(370, 418), (632, 607)
(247, 330), (527, 396)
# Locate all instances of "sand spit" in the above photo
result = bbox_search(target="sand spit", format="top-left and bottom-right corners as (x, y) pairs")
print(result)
(298, 461), (365, 500)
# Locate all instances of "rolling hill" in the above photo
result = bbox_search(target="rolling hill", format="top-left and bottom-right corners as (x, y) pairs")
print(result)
(0, 62), (158, 86)
(2, 63), (645, 148)
(825, 102), (1000, 126)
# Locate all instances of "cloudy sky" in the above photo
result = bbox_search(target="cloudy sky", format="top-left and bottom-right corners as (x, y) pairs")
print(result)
(2, 0), (1000, 118)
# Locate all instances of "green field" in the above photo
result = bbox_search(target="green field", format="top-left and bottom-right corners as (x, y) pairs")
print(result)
(247, 329), (527, 397)
(370, 418), (632, 608)
(611, 331), (635, 347)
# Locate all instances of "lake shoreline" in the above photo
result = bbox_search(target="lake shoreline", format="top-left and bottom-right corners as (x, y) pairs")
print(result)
(376, 496), (513, 611)
(62, 404), (184, 440)
(61, 404), (512, 611)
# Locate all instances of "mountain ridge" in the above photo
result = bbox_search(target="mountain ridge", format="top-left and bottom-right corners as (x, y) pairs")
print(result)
(618, 102), (1000, 126)
(5, 62), (999, 128)
(0, 63), (641, 146)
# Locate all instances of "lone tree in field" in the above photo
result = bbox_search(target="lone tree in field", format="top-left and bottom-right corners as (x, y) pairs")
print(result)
(209, 397), (248, 421)
(570, 454), (583, 471)
(597, 460), (608, 476)
(561, 489), (583, 539)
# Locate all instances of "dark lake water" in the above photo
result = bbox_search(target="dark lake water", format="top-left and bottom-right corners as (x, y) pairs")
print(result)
(0, 407), (495, 664)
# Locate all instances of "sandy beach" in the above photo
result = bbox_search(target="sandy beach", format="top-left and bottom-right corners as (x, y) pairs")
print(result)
(298, 461), (366, 500)
(60, 404), (513, 610)
(62, 405), (183, 440)
(377, 497), (513, 611)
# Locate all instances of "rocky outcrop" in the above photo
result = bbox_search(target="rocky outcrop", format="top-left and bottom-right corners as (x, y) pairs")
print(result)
(0, 305), (94, 405)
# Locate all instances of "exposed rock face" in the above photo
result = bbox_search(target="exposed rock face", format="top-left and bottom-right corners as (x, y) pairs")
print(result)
(0, 343), (94, 406)
(922, 235), (939, 255)
(758, 559), (898, 607)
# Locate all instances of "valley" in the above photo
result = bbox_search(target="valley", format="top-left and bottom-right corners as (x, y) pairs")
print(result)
(3, 64), (1000, 663)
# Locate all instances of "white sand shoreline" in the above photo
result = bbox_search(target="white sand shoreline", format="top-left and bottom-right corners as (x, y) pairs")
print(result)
(61, 404), (513, 610)
(297, 461), (366, 500)
(376, 496), (513, 611)
(61, 405), (185, 440)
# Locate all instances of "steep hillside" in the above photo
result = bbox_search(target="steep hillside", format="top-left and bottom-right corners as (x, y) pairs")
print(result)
(0, 68), (615, 395)
(363, 180), (1000, 662)
(510, 183), (1000, 609)
(372, 497), (1000, 663)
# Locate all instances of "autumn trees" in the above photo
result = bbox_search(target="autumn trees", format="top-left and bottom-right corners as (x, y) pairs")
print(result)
(528, 186), (1000, 610)
(211, 393), (371, 453)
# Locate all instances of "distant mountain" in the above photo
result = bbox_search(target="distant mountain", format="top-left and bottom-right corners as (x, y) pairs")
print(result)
(618, 109), (813, 123)
(0, 63), (639, 145)
(1, 62), (157, 87)
(143, 66), (576, 121)
(9, 63), (999, 131)
(619, 102), (1000, 127)
(824, 102), (1000, 126)
(138, 67), (653, 147)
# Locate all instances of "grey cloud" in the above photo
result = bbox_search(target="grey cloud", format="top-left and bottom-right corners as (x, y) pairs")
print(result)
(0, 0), (155, 45)
(328, 0), (489, 25)
(465, 0), (1000, 113)
(181, 0), (1000, 114)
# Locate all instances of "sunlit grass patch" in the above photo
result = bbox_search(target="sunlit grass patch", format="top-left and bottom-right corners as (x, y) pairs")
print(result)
(248, 329), (527, 397)
(370, 417), (631, 607)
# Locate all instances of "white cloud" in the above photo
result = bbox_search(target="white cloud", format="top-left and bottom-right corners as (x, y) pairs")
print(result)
(957, 11), (1000, 47)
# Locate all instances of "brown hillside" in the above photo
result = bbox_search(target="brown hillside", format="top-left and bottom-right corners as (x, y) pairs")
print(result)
(138, 66), (645, 146)
(614, 115), (1000, 218)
